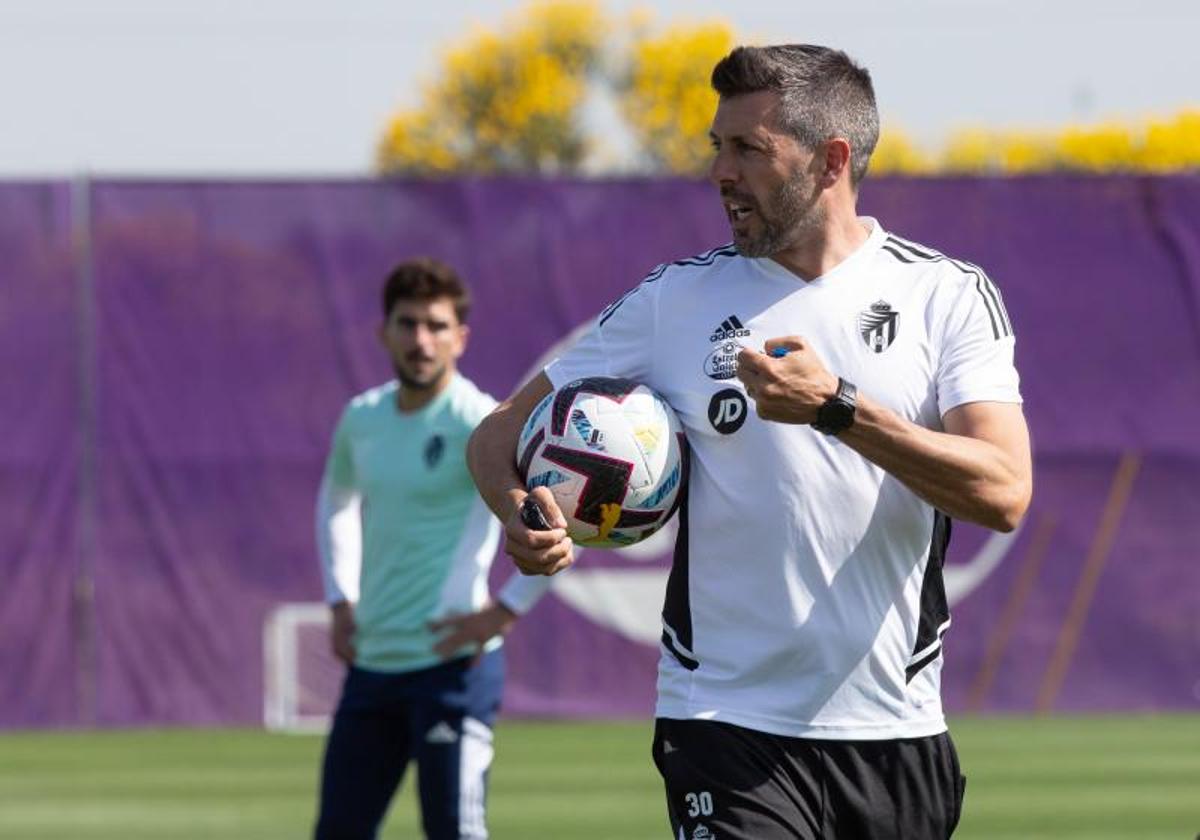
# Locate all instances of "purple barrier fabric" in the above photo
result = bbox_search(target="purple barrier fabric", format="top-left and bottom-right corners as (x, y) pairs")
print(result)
(1, 176), (1197, 727)
(865, 177), (1200, 713)
(0, 183), (80, 727)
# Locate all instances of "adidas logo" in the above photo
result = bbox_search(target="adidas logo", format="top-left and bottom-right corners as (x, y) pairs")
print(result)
(709, 315), (750, 342)
(425, 721), (459, 744)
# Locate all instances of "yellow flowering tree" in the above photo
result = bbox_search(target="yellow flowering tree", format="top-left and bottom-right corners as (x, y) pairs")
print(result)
(616, 17), (735, 174)
(938, 129), (1011, 174)
(869, 128), (933, 176)
(378, 1), (1199, 176)
(931, 112), (1200, 174)
(1137, 110), (1200, 171)
(378, 0), (607, 175)
(1055, 123), (1140, 172)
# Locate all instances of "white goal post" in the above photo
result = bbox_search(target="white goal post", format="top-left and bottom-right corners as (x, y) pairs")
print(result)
(260, 560), (673, 733)
(263, 602), (343, 733)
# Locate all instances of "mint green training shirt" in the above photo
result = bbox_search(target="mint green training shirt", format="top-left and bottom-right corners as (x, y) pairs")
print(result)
(320, 375), (500, 673)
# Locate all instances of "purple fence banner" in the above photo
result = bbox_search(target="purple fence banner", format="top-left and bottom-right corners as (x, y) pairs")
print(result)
(0, 176), (1197, 728)
(0, 183), (80, 727)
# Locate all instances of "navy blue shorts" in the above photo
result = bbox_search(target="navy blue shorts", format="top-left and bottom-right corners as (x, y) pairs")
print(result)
(314, 649), (504, 840)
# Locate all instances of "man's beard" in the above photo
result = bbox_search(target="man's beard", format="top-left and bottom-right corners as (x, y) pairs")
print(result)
(728, 169), (823, 258)
(394, 362), (445, 391)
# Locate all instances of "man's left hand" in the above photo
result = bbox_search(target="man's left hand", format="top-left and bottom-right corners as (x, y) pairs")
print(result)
(736, 336), (839, 424)
(429, 601), (518, 660)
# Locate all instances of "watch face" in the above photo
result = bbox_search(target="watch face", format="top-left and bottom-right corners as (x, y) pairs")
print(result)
(817, 399), (855, 434)
(826, 403), (854, 428)
(815, 379), (856, 435)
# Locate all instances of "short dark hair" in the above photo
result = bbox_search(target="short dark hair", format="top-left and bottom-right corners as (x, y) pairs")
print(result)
(710, 45), (880, 185)
(381, 258), (472, 323)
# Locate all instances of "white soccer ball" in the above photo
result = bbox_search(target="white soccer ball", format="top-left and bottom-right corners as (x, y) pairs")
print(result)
(516, 376), (688, 548)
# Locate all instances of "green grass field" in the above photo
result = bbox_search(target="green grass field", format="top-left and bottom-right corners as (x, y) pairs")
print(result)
(1, 716), (1196, 839)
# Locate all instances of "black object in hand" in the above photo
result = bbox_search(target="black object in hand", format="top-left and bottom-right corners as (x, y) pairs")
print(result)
(520, 497), (552, 531)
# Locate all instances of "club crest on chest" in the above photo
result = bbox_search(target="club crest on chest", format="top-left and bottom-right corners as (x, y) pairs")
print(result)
(423, 434), (445, 468)
(859, 300), (899, 353)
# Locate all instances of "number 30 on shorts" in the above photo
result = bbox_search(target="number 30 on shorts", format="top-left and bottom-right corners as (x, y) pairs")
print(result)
(684, 791), (713, 817)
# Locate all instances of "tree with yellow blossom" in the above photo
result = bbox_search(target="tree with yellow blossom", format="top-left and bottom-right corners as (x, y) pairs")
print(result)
(869, 128), (933, 176)
(378, 1), (736, 176)
(378, 1), (1200, 176)
(616, 16), (735, 175)
(378, 0), (607, 175)
(924, 111), (1200, 175)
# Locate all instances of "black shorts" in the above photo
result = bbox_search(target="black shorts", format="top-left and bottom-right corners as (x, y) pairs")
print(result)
(652, 718), (966, 839)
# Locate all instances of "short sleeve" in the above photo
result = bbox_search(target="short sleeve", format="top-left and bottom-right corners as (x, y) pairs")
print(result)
(461, 382), (499, 429)
(324, 406), (357, 490)
(545, 272), (660, 388)
(934, 265), (1022, 416)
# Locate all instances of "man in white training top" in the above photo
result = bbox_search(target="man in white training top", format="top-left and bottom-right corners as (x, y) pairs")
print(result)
(466, 45), (1032, 839)
(314, 258), (550, 840)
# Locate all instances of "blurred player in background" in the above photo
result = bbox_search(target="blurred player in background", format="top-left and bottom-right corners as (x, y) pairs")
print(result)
(467, 45), (1031, 839)
(314, 259), (550, 840)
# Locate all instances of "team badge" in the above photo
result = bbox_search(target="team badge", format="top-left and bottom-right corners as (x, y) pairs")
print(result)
(423, 434), (445, 468)
(859, 300), (899, 353)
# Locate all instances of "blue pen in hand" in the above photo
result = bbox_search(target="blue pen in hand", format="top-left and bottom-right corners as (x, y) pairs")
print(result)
(769, 347), (790, 358)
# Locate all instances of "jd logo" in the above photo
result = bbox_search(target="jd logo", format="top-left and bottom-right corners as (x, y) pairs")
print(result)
(707, 389), (747, 435)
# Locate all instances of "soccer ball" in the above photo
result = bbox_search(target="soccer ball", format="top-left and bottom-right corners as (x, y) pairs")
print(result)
(516, 376), (688, 548)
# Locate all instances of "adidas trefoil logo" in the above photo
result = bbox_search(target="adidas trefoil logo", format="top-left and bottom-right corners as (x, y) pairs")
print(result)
(425, 721), (459, 744)
(709, 315), (750, 342)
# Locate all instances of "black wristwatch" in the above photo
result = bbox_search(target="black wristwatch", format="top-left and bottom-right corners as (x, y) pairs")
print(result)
(813, 378), (857, 435)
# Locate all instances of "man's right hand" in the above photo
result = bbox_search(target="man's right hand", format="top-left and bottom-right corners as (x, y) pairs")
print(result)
(505, 486), (574, 576)
(329, 601), (357, 665)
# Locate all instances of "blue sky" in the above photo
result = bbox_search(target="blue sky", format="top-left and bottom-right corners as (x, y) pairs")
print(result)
(0, 0), (1196, 175)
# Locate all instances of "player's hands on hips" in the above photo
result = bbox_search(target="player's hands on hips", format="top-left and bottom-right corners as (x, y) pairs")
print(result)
(429, 600), (518, 661)
(329, 601), (357, 665)
(736, 336), (839, 424)
(505, 486), (574, 576)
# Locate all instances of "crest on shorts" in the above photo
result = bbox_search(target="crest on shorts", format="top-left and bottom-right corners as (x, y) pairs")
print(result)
(859, 300), (899, 353)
